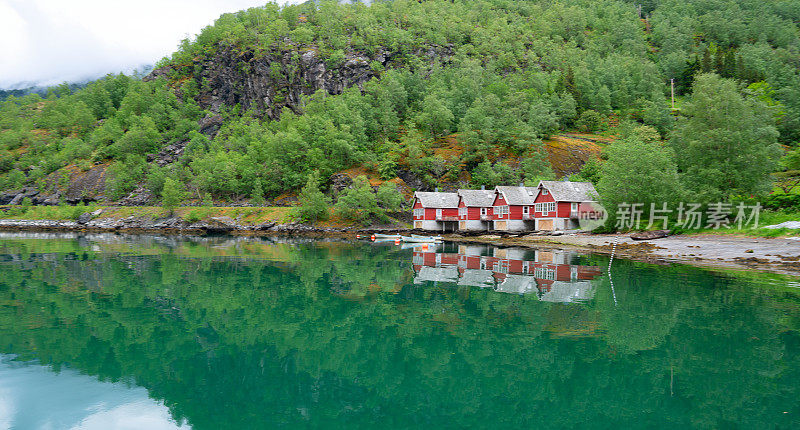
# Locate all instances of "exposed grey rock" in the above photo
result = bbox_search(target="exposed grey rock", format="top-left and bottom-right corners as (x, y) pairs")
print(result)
(8, 194), (24, 205)
(256, 221), (276, 231)
(146, 44), (453, 121)
(77, 213), (92, 225)
(198, 114), (224, 138)
(630, 230), (670, 240)
(763, 221), (800, 229)
(329, 173), (353, 196)
(118, 186), (156, 206)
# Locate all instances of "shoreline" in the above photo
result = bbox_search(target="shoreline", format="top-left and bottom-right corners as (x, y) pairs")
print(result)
(1, 218), (799, 276)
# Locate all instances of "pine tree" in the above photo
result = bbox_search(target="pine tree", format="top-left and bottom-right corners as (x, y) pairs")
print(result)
(701, 47), (713, 73)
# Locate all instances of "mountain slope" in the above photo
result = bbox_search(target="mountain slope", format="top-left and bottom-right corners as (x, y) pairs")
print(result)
(0, 0), (798, 207)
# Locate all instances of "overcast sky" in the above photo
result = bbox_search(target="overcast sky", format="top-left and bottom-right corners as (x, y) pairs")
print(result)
(0, 0), (303, 89)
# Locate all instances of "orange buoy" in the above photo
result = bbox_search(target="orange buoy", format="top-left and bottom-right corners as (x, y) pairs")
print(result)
(370, 234), (376, 241)
(394, 238), (401, 245)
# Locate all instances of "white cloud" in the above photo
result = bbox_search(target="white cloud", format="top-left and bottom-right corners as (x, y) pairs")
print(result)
(0, 0), (304, 88)
(71, 400), (188, 430)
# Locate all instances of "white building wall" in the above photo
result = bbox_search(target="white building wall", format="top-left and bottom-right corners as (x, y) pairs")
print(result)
(413, 220), (442, 231)
(458, 220), (489, 231)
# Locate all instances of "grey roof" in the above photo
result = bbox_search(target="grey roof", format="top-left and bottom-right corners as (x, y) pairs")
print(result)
(457, 269), (495, 288)
(494, 275), (539, 295)
(494, 186), (538, 205)
(540, 281), (595, 303)
(457, 189), (496, 207)
(414, 266), (459, 284)
(538, 181), (598, 202)
(414, 191), (459, 208)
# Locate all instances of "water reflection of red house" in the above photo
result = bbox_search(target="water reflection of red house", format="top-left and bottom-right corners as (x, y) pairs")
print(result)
(412, 246), (602, 302)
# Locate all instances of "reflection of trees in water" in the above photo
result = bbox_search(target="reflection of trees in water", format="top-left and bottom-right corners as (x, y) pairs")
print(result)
(0, 236), (799, 428)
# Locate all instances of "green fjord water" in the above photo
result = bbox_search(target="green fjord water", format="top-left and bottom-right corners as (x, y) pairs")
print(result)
(1, 234), (800, 429)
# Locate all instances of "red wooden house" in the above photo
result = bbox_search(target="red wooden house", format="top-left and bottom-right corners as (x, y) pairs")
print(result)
(491, 185), (538, 231)
(412, 191), (459, 232)
(531, 181), (598, 231)
(456, 189), (495, 232)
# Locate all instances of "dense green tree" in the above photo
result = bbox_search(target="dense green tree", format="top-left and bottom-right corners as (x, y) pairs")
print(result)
(251, 178), (266, 206)
(334, 175), (382, 225)
(597, 137), (683, 229)
(670, 74), (781, 201)
(295, 171), (330, 222)
(161, 177), (185, 214)
(376, 182), (404, 211)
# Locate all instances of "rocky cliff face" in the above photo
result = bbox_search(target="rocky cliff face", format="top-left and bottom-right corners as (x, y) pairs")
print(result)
(147, 43), (453, 120)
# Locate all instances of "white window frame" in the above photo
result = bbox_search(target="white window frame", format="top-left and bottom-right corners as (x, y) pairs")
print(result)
(480, 207), (488, 216)
(459, 207), (467, 218)
(436, 208), (442, 218)
(534, 267), (556, 280)
(496, 205), (509, 217)
(523, 206), (530, 215)
(536, 202), (555, 214)
(542, 189), (548, 195)
(414, 208), (424, 218)
(571, 202), (579, 211)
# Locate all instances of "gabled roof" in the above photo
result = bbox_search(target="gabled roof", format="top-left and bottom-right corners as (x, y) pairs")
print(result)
(494, 186), (538, 205)
(414, 266), (459, 284)
(457, 189), (495, 207)
(538, 181), (598, 202)
(413, 191), (459, 208)
(457, 269), (495, 288)
(540, 281), (595, 303)
(494, 274), (539, 295)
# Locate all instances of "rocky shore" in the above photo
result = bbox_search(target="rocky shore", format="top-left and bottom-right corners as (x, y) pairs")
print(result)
(0, 216), (411, 236)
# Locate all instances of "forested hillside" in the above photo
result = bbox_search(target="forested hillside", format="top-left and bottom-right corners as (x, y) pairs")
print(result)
(0, 0), (798, 212)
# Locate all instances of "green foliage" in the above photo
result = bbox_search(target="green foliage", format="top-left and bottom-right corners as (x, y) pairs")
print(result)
(251, 178), (266, 206)
(471, 161), (520, 188)
(570, 158), (601, 185)
(161, 177), (186, 214)
(146, 166), (168, 196)
(334, 175), (382, 225)
(597, 137), (683, 229)
(107, 155), (147, 201)
(762, 194), (800, 212)
(185, 209), (203, 223)
(201, 193), (214, 207)
(670, 74), (782, 202)
(295, 171), (330, 222)
(521, 150), (555, 186)
(376, 182), (404, 211)
(1, 0), (799, 202)
(575, 110), (603, 133)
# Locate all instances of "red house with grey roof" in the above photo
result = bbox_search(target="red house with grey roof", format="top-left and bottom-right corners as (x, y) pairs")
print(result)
(531, 180), (598, 231)
(457, 188), (495, 232)
(412, 191), (459, 232)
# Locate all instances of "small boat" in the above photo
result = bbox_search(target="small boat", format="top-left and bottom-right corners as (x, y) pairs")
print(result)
(412, 234), (442, 241)
(373, 233), (403, 239)
(401, 235), (442, 243)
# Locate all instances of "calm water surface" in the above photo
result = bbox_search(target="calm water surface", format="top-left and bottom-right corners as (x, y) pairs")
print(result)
(1, 233), (799, 429)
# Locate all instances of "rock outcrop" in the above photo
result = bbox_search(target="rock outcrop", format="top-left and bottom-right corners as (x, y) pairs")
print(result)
(147, 43), (453, 120)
